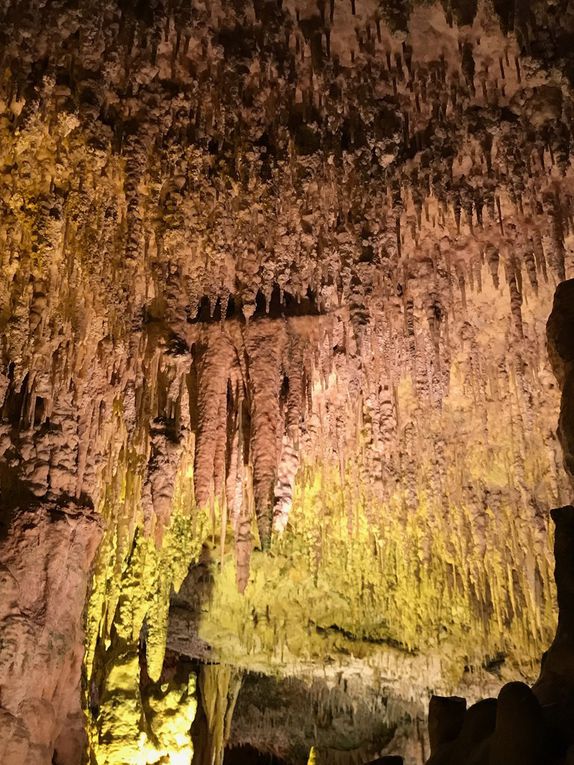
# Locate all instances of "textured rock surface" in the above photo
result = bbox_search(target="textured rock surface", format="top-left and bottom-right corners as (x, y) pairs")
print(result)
(224, 671), (397, 764)
(421, 506), (574, 765)
(547, 279), (574, 481)
(405, 274), (574, 765)
(0, 503), (102, 765)
(0, 0), (574, 763)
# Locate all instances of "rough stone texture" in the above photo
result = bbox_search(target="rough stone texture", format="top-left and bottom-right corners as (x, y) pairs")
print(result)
(224, 671), (397, 765)
(0, 502), (102, 765)
(420, 505), (574, 765)
(547, 279), (574, 481)
(1, 0), (574, 763)
(408, 272), (574, 764)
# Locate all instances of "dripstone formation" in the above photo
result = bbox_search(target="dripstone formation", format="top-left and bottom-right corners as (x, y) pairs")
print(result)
(398, 280), (574, 765)
(423, 505), (574, 765)
(1, 1), (574, 764)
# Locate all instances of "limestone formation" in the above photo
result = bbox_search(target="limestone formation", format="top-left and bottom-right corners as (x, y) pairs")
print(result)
(0, 0), (574, 763)
(419, 505), (574, 765)
(547, 279), (574, 482)
(409, 283), (574, 765)
(0, 503), (102, 765)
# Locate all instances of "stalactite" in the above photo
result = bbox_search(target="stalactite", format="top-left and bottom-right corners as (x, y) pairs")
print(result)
(198, 665), (242, 765)
(122, 129), (147, 267)
(143, 418), (184, 542)
(192, 330), (234, 508)
(549, 192), (567, 282)
(273, 437), (300, 533)
(523, 246), (539, 293)
(273, 327), (306, 532)
(508, 271), (524, 340)
(1, 4), (573, 763)
(224, 377), (253, 593)
(245, 320), (287, 549)
(225, 380), (243, 532)
(85, 442), (208, 762)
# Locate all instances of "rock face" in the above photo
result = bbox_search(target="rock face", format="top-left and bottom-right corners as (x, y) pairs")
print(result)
(0, 0), (574, 763)
(422, 506), (574, 765)
(409, 280), (574, 765)
(547, 279), (574, 482)
(0, 503), (102, 765)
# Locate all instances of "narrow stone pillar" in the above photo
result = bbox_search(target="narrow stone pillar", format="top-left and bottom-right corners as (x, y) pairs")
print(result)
(428, 695), (466, 754)
(489, 682), (545, 765)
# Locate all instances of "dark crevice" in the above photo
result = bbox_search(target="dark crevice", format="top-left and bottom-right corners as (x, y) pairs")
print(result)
(188, 286), (323, 324)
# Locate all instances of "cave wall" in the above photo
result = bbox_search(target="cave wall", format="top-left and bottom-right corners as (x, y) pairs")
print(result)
(547, 279), (574, 483)
(0, 503), (101, 765)
(0, 1), (574, 763)
(392, 279), (574, 765)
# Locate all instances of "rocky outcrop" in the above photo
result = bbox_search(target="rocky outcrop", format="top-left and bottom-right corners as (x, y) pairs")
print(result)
(547, 279), (574, 483)
(0, 502), (102, 765)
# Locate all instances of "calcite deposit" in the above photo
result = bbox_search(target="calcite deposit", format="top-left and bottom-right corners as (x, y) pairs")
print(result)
(0, 503), (101, 765)
(0, 0), (574, 763)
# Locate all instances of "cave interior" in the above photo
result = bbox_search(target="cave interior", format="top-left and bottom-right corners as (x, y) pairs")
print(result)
(1, 1), (574, 764)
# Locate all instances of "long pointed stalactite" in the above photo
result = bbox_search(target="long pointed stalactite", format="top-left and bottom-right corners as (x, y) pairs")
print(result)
(195, 665), (243, 765)
(245, 319), (287, 550)
(192, 330), (235, 510)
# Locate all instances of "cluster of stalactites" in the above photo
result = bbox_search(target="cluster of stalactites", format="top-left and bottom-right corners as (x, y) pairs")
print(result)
(190, 317), (313, 586)
(196, 664), (242, 765)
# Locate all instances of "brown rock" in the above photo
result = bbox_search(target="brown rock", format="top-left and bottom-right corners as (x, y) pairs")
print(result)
(428, 695), (467, 754)
(489, 682), (545, 765)
(0, 503), (102, 765)
(446, 699), (497, 765)
(547, 280), (574, 376)
(547, 280), (574, 480)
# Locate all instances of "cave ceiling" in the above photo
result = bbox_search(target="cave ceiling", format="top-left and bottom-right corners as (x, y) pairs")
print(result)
(1, 0), (574, 764)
